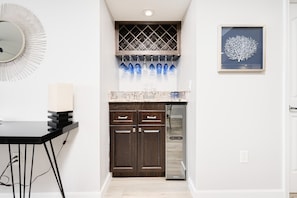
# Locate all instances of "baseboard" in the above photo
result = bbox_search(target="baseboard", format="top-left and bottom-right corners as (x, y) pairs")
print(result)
(194, 190), (285, 198)
(187, 177), (286, 198)
(187, 176), (197, 197)
(100, 172), (112, 196)
(0, 173), (112, 198)
(0, 189), (286, 198)
(0, 192), (101, 198)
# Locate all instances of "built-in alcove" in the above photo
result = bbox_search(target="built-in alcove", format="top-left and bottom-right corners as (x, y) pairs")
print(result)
(115, 21), (181, 91)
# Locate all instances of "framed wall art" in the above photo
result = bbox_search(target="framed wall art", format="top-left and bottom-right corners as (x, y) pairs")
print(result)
(218, 25), (265, 72)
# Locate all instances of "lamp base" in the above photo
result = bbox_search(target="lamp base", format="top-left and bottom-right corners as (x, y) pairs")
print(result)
(48, 111), (73, 129)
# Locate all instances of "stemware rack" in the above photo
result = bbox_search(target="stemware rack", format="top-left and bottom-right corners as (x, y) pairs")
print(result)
(118, 55), (178, 62)
(115, 21), (181, 58)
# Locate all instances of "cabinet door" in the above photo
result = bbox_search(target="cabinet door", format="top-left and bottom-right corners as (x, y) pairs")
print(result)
(110, 126), (137, 176)
(137, 126), (165, 176)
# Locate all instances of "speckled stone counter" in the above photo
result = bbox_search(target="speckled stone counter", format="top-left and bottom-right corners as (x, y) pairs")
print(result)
(109, 91), (188, 102)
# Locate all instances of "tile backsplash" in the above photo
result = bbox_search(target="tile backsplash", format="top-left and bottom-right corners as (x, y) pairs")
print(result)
(118, 63), (178, 91)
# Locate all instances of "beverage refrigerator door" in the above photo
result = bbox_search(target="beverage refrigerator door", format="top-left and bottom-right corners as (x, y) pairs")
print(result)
(165, 104), (186, 180)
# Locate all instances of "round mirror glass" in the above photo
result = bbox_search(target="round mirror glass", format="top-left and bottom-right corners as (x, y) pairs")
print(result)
(0, 21), (25, 63)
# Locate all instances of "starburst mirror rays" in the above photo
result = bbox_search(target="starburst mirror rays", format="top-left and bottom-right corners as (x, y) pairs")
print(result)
(0, 3), (46, 81)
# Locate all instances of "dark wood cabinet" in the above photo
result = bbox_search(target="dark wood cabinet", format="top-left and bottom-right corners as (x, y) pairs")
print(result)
(110, 125), (137, 175)
(109, 103), (165, 177)
(137, 126), (165, 175)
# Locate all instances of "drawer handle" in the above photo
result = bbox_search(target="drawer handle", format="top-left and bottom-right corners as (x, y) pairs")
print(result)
(115, 130), (131, 134)
(118, 116), (128, 120)
(143, 130), (159, 133)
(146, 115), (157, 119)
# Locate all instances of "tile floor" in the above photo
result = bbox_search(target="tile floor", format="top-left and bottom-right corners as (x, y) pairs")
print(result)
(104, 177), (297, 198)
(103, 177), (192, 198)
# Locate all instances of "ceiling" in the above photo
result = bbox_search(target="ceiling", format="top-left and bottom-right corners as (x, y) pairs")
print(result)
(105, 0), (192, 21)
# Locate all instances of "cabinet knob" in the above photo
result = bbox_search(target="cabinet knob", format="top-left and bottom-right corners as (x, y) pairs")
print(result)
(138, 127), (142, 133)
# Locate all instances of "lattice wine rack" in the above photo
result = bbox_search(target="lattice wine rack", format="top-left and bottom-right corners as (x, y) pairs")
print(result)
(116, 22), (181, 58)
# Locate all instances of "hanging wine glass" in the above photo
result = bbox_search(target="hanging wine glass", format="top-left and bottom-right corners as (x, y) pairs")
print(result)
(156, 55), (162, 75)
(135, 56), (142, 75)
(149, 55), (155, 71)
(128, 56), (134, 74)
(169, 55), (176, 72)
(142, 55), (148, 75)
(163, 55), (168, 75)
(119, 56), (128, 71)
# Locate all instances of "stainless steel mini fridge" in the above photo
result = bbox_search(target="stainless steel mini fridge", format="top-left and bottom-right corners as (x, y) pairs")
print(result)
(165, 104), (186, 180)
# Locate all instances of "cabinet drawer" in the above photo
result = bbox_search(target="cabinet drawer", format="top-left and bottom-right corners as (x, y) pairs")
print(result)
(110, 111), (137, 125)
(138, 111), (165, 124)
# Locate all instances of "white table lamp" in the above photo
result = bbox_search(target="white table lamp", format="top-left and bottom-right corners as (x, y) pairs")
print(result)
(48, 83), (73, 112)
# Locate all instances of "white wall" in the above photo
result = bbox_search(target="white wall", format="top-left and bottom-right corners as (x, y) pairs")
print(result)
(99, 0), (118, 191)
(0, 0), (288, 198)
(192, 0), (284, 197)
(0, 0), (101, 197)
(179, 0), (198, 188)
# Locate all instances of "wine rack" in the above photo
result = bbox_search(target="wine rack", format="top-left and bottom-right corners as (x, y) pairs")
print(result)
(115, 22), (181, 57)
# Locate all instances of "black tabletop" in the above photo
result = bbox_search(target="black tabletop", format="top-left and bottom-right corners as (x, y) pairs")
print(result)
(0, 121), (79, 144)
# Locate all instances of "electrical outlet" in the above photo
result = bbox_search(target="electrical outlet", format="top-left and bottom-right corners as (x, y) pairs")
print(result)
(240, 150), (249, 163)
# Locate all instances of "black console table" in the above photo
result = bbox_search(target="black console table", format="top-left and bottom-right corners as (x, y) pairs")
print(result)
(0, 121), (79, 198)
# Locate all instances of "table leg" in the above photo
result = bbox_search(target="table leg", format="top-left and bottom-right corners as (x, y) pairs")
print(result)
(43, 140), (65, 198)
(18, 144), (21, 198)
(8, 144), (16, 198)
(28, 145), (35, 198)
(8, 145), (35, 198)
(23, 144), (27, 198)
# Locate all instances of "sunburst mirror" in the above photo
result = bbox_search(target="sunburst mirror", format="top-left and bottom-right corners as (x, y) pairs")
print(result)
(0, 3), (46, 81)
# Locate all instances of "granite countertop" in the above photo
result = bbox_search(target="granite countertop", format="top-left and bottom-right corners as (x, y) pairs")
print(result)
(109, 91), (188, 102)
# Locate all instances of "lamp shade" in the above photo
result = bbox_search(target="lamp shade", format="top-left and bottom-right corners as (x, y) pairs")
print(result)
(48, 83), (73, 112)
